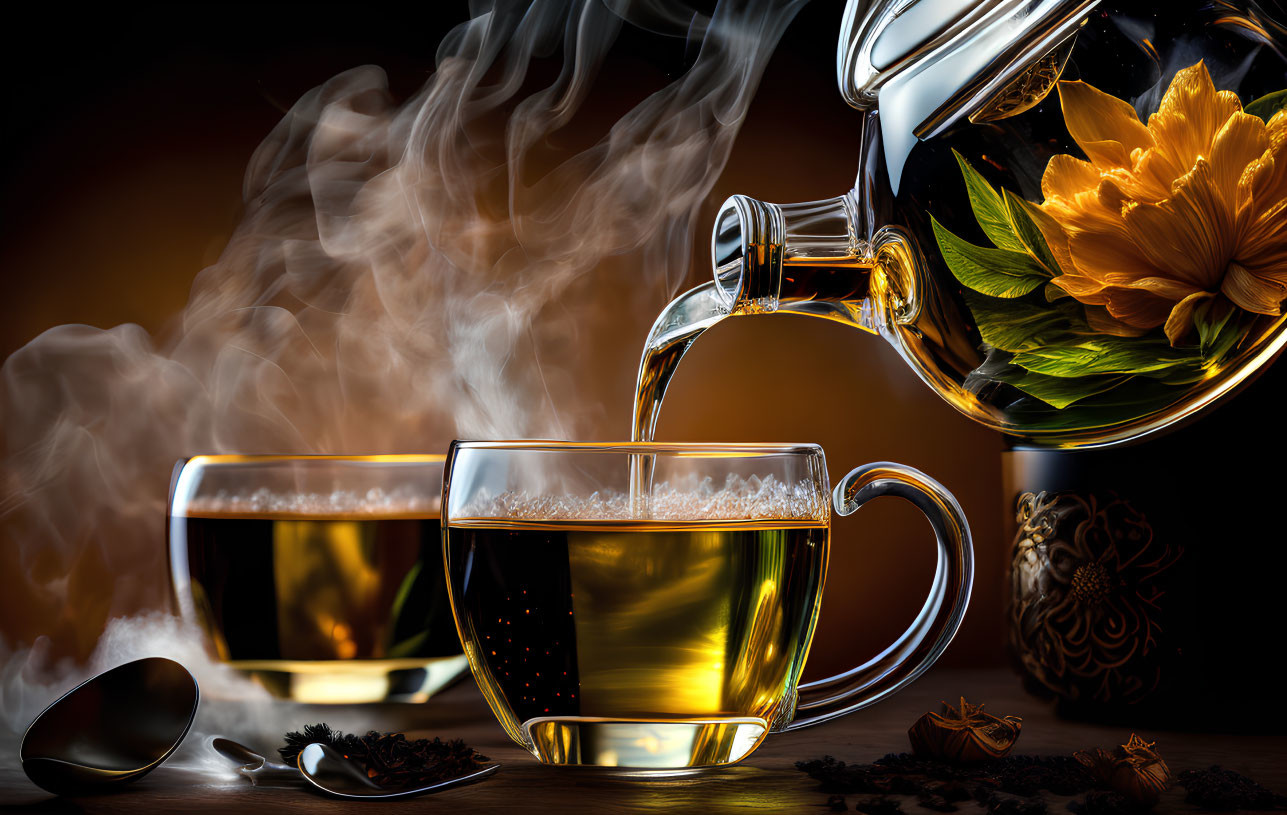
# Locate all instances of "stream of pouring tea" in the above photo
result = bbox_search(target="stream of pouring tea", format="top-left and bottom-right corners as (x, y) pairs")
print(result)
(628, 242), (878, 511)
(631, 282), (730, 444)
(628, 281), (728, 511)
(0, 0), (805, 784)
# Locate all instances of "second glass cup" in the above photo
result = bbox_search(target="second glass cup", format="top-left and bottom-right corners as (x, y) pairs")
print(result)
(442, 441), (973, 771)
(168, 455), (469, 703)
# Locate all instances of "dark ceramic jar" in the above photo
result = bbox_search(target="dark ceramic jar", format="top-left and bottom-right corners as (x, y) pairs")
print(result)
(1004, 360), (1287, 731)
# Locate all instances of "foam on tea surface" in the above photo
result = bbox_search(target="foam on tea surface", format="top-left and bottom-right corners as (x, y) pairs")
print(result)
(459, 474), (828, 522)
(180, 486), (437, 518)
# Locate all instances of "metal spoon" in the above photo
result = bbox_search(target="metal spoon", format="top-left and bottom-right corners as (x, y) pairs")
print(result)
(210, 738), (300, 786)
(20, 657), (199, 796)
(297, 742), (500, 801)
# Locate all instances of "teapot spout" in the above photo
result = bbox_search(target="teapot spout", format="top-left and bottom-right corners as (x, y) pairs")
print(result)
(711, 190), (880, 331)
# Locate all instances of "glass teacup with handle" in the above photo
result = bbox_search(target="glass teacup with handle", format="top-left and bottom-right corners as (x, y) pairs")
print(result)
(442, 441), (972, 771)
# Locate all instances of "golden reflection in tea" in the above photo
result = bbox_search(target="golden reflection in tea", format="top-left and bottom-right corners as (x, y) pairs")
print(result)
(175, 510), (466, 703)
(446, 519), (827, 768)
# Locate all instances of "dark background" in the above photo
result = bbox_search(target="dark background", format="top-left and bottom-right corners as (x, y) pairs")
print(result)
(0, 2), (1005, 675)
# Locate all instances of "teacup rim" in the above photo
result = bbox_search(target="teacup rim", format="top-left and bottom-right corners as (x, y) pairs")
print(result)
(449, 440), (823, 457)
(178, 453), (447, 466)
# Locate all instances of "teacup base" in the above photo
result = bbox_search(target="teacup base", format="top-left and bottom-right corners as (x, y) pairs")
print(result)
(522, 716), (768, 770)
(226, 654), (470, 703)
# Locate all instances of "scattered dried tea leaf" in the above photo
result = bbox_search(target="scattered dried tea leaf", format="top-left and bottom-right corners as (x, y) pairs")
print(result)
(280, 722), (356, 763)
(854, 797), (904, 815)
(1177, 766), (1287, 811)
(1067, 790), (1150, 815)
(977, 790), (1047, 815)
(917, 792), (958, 811)
(795, 755), (922, 795)
(797, 751), (1093, 811)
(280, 723), (488, 789)
(801, 709), (1287, 815)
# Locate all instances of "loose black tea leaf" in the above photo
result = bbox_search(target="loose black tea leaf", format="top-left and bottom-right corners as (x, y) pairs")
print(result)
(977, 791), (1047, 815)
(1177, 766), (1287, 811)
(796, 755), (922, 796)
(854, 797), (903, 815)
(1067, 791), (1149, 815)
(917, 793), (958, 811)
(280, 723), (488, 788)
(280, 723), (361, 764)
(798, 753), (1094, 800)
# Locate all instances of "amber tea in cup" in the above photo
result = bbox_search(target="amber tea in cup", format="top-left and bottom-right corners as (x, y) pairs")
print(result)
(443, 442), (973, 770)
(168, 455), (467, 703)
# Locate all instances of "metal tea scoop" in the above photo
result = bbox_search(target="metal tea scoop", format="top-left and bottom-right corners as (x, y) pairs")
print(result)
(20, 657), (199, 796)
(297, 742), (500, 801)
(211, 738), (300, 786)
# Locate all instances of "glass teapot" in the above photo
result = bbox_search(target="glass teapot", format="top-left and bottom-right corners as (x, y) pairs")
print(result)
(636, 0), (1287, 448)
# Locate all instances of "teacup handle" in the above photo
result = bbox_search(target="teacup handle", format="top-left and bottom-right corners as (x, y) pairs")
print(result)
(785, 462), (973, 730)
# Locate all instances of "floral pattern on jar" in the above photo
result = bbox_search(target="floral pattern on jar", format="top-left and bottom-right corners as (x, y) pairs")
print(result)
(1008, 490), (1183, 705)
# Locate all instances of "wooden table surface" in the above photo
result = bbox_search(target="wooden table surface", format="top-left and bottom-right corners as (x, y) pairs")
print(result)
(3, 667), (1284, 813)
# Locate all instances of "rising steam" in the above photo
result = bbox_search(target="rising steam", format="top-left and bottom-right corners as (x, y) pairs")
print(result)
(0, 0), (803, 783)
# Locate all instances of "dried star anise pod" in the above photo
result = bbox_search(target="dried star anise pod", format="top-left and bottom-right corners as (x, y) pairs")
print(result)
(908, 698), (1023, 762)
(1073, 747), (1120, 787)
(1074, 734), (1172, 809)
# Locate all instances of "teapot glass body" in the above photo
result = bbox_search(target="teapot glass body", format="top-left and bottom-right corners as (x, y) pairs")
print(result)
(642, 0), (1287, 449)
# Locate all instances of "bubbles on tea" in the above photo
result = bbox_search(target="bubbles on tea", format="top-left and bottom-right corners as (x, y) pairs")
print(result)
(182, 486), (437, 517)
(475, 490), (631, 522)
(459, 473), (827, 522)
(653, 474), (828, 522)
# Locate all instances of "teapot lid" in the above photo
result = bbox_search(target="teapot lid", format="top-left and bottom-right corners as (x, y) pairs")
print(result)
(838, 0), (1098, 190)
